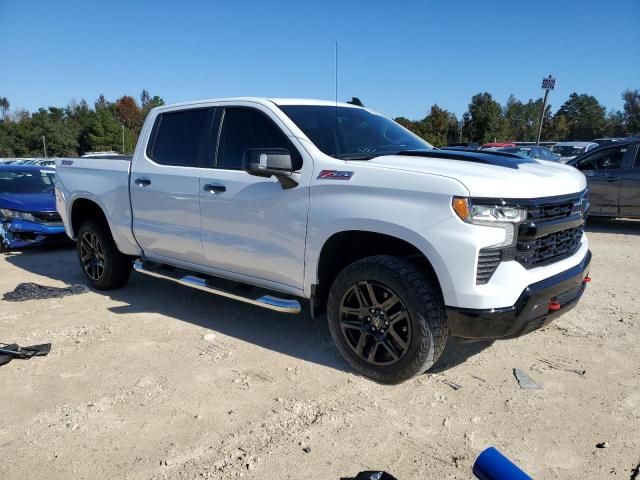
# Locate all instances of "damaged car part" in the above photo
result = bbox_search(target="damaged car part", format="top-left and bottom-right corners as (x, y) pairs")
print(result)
(0, 342), (51, 366)
(0, 165), (68, 250)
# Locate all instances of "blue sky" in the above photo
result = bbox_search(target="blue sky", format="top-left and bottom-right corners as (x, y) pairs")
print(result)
(1, 0), (638, 119)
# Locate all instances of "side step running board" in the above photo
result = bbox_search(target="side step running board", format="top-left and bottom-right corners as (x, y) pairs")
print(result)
(133, 260), (301, 314)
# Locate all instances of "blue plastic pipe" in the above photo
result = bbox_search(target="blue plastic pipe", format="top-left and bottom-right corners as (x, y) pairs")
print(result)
(473, 447), (533, 480)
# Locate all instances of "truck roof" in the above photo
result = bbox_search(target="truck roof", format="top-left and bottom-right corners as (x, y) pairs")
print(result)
(154, 97), (364, 111)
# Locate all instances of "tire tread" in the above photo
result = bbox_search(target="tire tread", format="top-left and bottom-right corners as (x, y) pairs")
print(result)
(327, 255), (449, 384)
(77, 219), (131, 290)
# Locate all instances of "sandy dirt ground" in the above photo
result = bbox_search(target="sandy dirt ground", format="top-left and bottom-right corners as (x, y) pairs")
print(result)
(0, 219), (639, 480)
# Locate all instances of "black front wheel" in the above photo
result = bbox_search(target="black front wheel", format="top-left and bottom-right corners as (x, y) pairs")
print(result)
(77, 220), (131, 290)
(327, 255), (449, 384)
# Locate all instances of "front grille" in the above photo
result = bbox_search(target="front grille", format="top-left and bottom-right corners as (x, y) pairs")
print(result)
(31, 211), (62, 224)
(472, 191), (587, 283)
(476, 249), (502, 284)
(516, 226), (583, 268)
(527, 201), (575, 222)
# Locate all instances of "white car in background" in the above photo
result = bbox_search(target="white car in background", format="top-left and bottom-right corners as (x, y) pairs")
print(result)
(551, 142), (599, 163)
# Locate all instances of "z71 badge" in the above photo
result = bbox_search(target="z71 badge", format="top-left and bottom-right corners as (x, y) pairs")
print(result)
(317, 170), (354, 180)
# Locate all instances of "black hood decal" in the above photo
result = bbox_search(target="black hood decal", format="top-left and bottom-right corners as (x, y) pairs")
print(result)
(397, 150), (536, 169)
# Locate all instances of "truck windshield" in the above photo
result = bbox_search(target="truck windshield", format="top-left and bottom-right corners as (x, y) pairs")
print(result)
(279, 105), (433, 159)
(0, 169), (56, 194)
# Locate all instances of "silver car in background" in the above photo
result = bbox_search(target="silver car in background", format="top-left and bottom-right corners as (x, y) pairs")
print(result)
(551, 141), (599, 163)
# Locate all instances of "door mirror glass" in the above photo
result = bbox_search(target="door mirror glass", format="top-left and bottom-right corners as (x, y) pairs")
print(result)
(243, 148), (294, 178)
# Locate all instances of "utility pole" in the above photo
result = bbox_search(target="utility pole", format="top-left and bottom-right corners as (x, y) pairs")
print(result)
(42, 135), (47, 158)
(122, 125), (125, 154)
(537, 75), (556, 145)
(458, 120), (464, 143)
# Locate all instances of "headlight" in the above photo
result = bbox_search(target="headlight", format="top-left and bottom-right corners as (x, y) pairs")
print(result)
(452, 197), (526, 247)
(0, 209), (37, 222)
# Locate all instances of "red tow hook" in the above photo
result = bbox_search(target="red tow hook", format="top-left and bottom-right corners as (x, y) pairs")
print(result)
(548, 300), (561, 311)
(583, 276), (591, 283)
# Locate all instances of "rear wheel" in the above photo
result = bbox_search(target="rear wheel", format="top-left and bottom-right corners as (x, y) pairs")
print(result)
(77, 220), (131, 290)
(327, 255), (448, 384)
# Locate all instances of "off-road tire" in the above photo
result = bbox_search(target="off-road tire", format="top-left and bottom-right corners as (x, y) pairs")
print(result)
(327, 255), (449, 384)
(77, 219), (131, 290)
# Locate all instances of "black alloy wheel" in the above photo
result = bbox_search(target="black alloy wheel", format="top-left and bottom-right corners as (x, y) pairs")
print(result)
(80, 230), (105, 281)
(339, 281), (411, 365)
(327, 255), (449, 384)
(76, 219), (131, 290)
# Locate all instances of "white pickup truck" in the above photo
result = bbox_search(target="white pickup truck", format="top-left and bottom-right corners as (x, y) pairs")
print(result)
(56, 98), (591, 383)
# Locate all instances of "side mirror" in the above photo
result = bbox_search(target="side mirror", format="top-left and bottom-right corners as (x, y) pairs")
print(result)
(243, 148), (299, 188)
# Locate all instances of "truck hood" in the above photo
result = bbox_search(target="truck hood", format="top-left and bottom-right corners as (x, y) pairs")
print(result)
(360, 152), (586, 198)
(0, 191), (57, 212)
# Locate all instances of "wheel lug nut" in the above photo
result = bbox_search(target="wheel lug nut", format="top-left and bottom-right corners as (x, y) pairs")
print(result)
(372, 327), (376, 331)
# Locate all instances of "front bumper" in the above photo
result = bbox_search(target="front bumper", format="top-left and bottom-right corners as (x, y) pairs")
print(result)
(447, 250), (591, 340)
(0, 218), (67, 249)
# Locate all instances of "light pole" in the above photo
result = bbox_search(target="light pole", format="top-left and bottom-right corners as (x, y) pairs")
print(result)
(42, 135), (47, 158)
(458, 120), (464, 143)
(536, 75), (555, 145)
(122, 125), (125, 154)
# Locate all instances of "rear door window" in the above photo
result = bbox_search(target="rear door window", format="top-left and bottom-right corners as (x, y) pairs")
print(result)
(148, 108), (210, 166)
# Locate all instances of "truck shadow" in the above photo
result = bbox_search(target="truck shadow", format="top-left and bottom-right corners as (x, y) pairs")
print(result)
(4, 248), (492, 378)
(586, 217), (640, 235)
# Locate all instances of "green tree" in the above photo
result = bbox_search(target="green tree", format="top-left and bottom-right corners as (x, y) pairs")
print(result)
(468, 92), (504, 143)
(547, 114), (569, 140)
(0, 97), (9, 120)
(503, 95), (551, 141)
(394, 116), (425, 139)
(66, 99), (94, 155)
(27, 107), (79, 156)
(0, 120), (18, 156)
(605, 110), (626, 137)
(87, 102), (122, 153)
(422, 104), (457, 147)
(556, 93), (606, 140)
(622, 89), (640, 133)
(140, 89), (165, 118)
(95, 94), (109, 110)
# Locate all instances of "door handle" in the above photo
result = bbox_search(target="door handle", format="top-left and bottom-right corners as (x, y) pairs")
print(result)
(135, 178), (151, 187)
(604, 176), (621, 182)
(203, 183), (226, 194)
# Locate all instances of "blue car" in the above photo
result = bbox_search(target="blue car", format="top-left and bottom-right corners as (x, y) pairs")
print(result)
(0, 165), (67, 250)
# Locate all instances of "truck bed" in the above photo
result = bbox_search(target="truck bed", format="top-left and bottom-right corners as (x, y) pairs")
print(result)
(55, 157), (142, 256)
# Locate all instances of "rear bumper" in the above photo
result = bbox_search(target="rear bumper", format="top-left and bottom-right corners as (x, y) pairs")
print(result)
(0, 218), (67, 249)
(447, 250), (591, 340)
